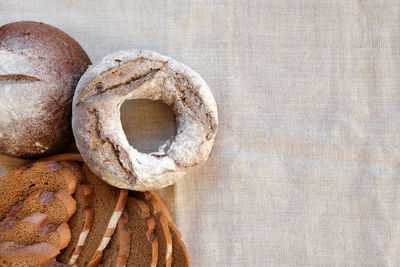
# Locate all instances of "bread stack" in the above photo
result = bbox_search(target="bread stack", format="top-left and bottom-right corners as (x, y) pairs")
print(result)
(0, 158), (190, 267)
(0, 20), (218, 267)
(0, 160), (81, 266)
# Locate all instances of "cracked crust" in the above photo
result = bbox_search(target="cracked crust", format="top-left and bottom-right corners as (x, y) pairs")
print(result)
(0, 21), (91, 158)
(72, 49), (218, 190)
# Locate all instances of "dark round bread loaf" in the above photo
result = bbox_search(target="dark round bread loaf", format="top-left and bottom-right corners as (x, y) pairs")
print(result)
(0, 21), (91, 158)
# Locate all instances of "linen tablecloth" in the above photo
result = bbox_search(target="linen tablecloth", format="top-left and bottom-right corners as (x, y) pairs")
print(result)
(1, 1), (400, 266)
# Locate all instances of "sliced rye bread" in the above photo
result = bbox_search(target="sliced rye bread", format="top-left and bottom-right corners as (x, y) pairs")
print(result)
(148, 191), (175, 226)
(59, 161), (84, 184)
(0, 213), (71, 250)
(132, 191), (173, 267)
(43, 260), (78, 267)
(168, 223), (190, 267)
(126, 197), (158, 267)
(86, 189), (128, 267)
(57, 183), (94, 265)
(146, 191), (190, 267)
(1, 190), (76, 226)
(0, 160), (79, 219)
(75, 165), (127, 267)
(99, 209), (130, 267)
(0, 242), (60, 267)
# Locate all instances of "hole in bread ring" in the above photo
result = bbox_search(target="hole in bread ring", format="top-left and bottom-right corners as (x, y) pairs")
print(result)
(72, 50), (218, 191)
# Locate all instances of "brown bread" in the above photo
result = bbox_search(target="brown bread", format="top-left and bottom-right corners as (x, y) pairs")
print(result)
(132, 191), (173, 267)
(146, 191), (190, 267)
(75, 165), (127, 267)
(59, 161), (84, 184)
(57, 183), (94, 265)
(0, 21), (91, 158)
(0, 160), (78, 219)
(99, 209), (130, 267)
(126, 197), (158, 267)
(72, 49), (218, 191)
(0, 213), (70, 250)
(43, 260), (77, 267)
(0, 242), (60, 266)
(168, 223), (190, 267)
(1, 190), (76, 226)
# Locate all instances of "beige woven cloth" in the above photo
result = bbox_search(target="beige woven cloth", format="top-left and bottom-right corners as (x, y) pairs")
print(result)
(1, 1), (400, 266)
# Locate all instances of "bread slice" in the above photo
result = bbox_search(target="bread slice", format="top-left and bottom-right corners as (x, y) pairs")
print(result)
(126, 197), (158, 267)
(39, 154), (84, 184)
(168, 223), (190, 267)
(43, 260), (78, 267)
(148, 191), (174, 226)
(59, 161), (84, 184)
(99, 209), (130, 267)
(0, 242), (59, 267)
(86, 189), (128, 267)
(74, 165), (127, 267)
(1, 190), (76, 227)
(0, 213), (71, 250)
(57, 183), (94, 265)
(132, 191), (173, 267)
(0, 160), (79, 219)
(145, 191), (190, 267)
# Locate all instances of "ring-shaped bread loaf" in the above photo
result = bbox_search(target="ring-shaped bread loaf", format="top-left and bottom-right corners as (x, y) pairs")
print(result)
(72, 49), (218, 191)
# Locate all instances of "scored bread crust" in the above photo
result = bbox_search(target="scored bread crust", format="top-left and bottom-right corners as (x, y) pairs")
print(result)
(86, 189), (128, 267)
(72, 49), (218, 191)
(0, 21), (91, 158)
(0, 242), (60, 266)
(67, 184), (95, 265)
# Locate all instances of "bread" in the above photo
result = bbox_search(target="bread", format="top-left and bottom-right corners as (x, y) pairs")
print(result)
(132, 191), (173, 267)
(0, 21), (91, 158)
(168, 223), (190, 267)
(86, 188), (128, 267)
(72, 49), (218, 191)
(99, 209), (130, 267)
(99, 190), (190, 267)
(74, 165), (127, 266)
(0, 213), (70, 250)
(43, 261), (77, 267)
(0, 242), (59, 266)
(1, 190), (76, 227)
(0, 160), (79, 219)
(0, 155), (190, 266)
(125, 197), (158, 267)
(57, 184), (94, 265)
(141, 191), (190, 267)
